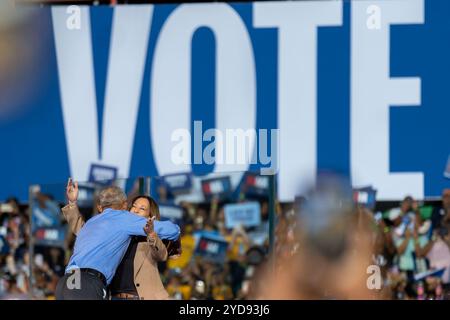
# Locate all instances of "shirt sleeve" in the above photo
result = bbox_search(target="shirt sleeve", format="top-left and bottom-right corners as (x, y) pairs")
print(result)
(122, 212), (180, 240)
(122, 213), (148, 236)
(154, 220), (181, 241)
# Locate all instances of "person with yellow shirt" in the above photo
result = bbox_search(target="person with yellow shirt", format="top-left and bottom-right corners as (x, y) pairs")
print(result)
(211, 273), (233, 300)
(226, 224), (251, 262)
(166, 273), (192, 300)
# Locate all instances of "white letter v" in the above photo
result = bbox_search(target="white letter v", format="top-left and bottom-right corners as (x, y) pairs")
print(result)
(52, 5), (153, 181)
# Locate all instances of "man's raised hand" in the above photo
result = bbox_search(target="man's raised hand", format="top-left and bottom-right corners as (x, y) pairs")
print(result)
(66, 178), (79, 204)
(144, 216), (157, 244)
(144, 216), (156, 235)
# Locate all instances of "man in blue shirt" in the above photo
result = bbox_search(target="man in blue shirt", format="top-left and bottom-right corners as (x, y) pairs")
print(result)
(55, 185), (180, 300)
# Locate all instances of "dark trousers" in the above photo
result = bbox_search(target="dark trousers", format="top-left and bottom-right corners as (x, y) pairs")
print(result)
(55, 270), (108, 300)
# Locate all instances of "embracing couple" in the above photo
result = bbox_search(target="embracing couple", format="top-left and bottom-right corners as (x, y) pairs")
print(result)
(55, 179), (181, 300)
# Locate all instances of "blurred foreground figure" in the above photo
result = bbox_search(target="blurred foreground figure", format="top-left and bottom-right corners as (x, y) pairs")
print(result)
(252, 173), (383, 299)
(0, 2), (46, 121)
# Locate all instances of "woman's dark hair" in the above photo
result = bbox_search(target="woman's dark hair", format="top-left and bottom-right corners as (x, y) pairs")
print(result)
(129, 195), (160, 220)
(163, 238), (182, 257)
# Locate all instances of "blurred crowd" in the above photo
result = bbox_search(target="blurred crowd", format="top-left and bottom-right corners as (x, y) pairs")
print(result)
(368, 189), (450, 300)
(0, 194), (67, 299)
(0, 183), (450, 300)
(160, 198), (281, 300)
(252, 186), (450, 300)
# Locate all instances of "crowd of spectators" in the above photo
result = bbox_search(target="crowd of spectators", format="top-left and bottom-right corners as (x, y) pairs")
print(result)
(368, 189), (450, 299)
(0, 194), (67, 299)
(0, 180), (449, 300)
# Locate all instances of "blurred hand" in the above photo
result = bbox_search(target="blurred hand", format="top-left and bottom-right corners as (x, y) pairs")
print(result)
(405, 228), (412, 239)
(6, 255), (17, 274)
(180, 201), (193, 209)
(378, 218), (386, 229)
(66, 178), (78, 204)
(144, 216), (156, 236)
(232, 224), (243, 236)
(147, 232), (157, 244)
(413, 226), (418, 239)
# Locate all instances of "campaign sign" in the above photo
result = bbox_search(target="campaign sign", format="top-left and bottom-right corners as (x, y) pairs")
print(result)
(414, 268), (446, 282)
(201, 176), (232, 201)
(242, 173), (269, 197)
(159, 204), (184, 224)
(224, 202), (261, 229)
(445, 155), (450, 179)
(353, 186), (377, 210)
(88, 164), (118, 186)
(34, 227), (66, 249)
(0, 235), (10, 255)
(76, 184), (96, 208)
(163, 173), (192, 195)
(247, 231), (268, 246)
(194, 235), (228, 263)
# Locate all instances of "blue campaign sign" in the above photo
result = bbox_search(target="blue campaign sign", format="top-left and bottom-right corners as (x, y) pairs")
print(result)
(353, 186), (377, 210)
(194, 235), (229, 263)
(34, 227), (67, 249)
(159, 204), (183, 220)
(88, 164), (118, 186)
(76, 184), (96, 208)
(201, 176), (232, 201)
(242, 172), (269, 197)
(224, 201), (261, 229)
(0, 1), (449, 202)
(0, 235), (10, 255)
(414, 267), (446, 282)
(163, 173), (192, 195)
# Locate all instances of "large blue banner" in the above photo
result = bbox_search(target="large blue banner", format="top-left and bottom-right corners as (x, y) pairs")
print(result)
(0, 0), (449, 202)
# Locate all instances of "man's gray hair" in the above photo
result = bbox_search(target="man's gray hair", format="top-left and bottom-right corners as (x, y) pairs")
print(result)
(97, 186), (127, 209)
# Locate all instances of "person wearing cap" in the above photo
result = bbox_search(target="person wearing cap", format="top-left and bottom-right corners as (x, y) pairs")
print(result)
(388, 207), (403, 228)
(55, 183), (180, 300)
